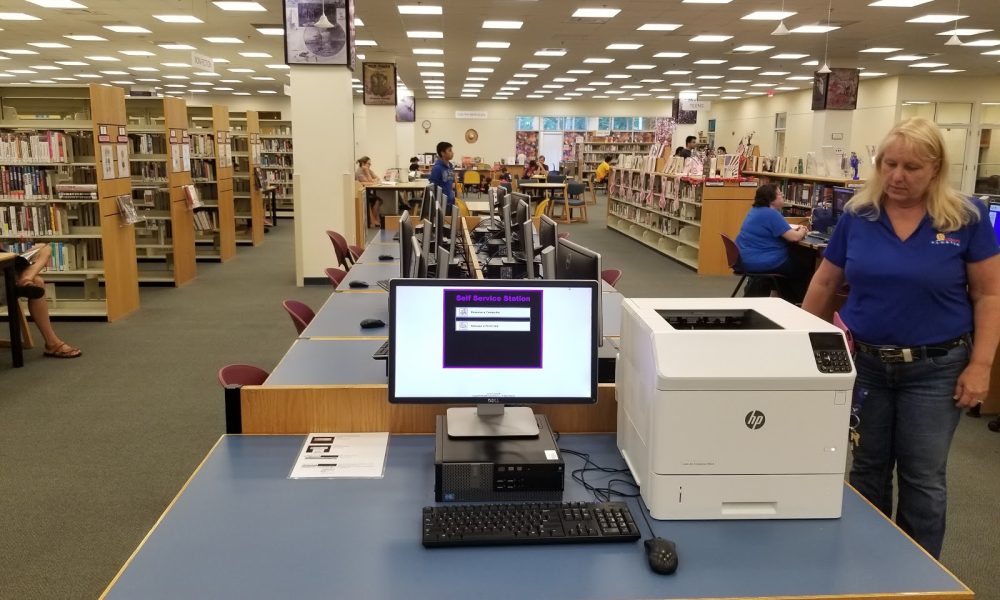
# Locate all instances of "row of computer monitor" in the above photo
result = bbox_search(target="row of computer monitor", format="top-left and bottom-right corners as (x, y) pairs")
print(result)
(398, 185), (601, 283)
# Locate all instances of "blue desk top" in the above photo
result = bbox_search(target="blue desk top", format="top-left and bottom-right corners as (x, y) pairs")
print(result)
(104, 435), (968, 600)
(301, 292), (390, 339)
(265, 339), (388, 385)
(358, 243), (400, 263)
(336, 263), (401, 291)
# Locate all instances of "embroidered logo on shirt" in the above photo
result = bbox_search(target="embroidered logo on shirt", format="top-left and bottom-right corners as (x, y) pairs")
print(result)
(931, 232), (961, 247)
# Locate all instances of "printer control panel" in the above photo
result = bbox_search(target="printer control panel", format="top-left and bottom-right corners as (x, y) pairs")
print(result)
(809, 332), (852, 374)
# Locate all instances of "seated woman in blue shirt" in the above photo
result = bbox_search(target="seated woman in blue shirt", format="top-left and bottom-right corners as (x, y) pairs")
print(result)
(735, 183), (809, 302)
(802, 117), (1000, 559)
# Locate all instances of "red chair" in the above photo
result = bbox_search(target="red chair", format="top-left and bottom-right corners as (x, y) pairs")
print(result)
(282, 299), (315, 335)
(557, 232), (570, 240)
(720, 233), (785, 297)
(326, 230), (362, 271)
(325, 267), (347, 287)
(601, 269), (622, 287)
(217, 364), (270, 434)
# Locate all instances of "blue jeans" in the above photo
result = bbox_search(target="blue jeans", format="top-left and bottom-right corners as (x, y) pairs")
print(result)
(850, 341), (969, 559)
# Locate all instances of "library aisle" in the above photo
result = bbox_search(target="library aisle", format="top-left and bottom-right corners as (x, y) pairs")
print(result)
(1, 216), (998, 600)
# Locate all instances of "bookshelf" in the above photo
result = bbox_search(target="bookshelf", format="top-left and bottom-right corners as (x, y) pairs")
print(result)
(577, 132), (656, 176)
(0, 84), (140, 320)
(259, 115), (293, 217)
(188, 104), (236, 261)
(743, 171), (866, 218)
(231, 110), (266, 246)
(607, 167), (758, 275)
(125, 97), (197, 285)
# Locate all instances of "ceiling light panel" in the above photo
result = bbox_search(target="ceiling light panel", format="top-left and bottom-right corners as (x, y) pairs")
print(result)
(907, 14), (967, 23)
(483, 21), (522, 29)
(583, 57), (614, 63)
(65, 35), (106, 41)
(733, 45), (774, 52)
(607, 43), (643, 50)
(742, 11), (796, 20)
(535, 49), (567, 56)
(654, 52), (688, 58)
(638, 23), (681, 31)
(407, 31), (443, 38)
(0, 13), (41, 20)
(691, 35), (732, 42)
(256, 27), (284, 35)
(772, 53), (808, 59)
(154, 15), (204, 23)
(412, 48), (443, 55)
(104, 25), (151, 33)
(212, 2), (266, 11)
(120, 50), (155, 56)
(477, 41), (510, 48)
(26, 0), (87, 7)
(791, 25), (839, 33)
(868, 0), (932, 5)
(572, 8), (621, 18)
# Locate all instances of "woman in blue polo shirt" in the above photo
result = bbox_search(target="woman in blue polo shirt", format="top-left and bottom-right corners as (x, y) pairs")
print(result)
(735, 183), (810, 302)
(802, 117), (1000, 559)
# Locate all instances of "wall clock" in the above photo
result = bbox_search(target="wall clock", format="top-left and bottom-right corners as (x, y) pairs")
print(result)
(421, 119), (431, 133)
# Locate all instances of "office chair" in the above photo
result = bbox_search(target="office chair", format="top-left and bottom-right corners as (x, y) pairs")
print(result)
(325, 267), (347, 287)
(719, 234), (785, 297)
(282, 299), (315, 335)
(326, 230), (362, 271)
(601, 269), (622, 288)
(557, 232), (570, 240)
(217, 364), (270, 434)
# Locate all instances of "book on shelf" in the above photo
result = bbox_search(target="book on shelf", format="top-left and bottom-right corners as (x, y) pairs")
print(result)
(2, 240), (80, 272)
(1, 204), (72, 237)
(1, 165), (59, 200)
(55, 183), (98, 200)
(116, 195), (144, 225)
(0, 131), (72, 163)
(189, 134), (215, 157)
(129, 133), (167, 156)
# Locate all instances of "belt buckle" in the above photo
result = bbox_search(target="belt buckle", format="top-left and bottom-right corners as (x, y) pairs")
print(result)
(878, 348), (913, 363)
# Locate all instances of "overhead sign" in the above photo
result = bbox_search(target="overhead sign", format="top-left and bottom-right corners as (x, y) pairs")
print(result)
(191, 52), (214, 73)
(680, 100), (711, 111)
(455, 111), (488, 119)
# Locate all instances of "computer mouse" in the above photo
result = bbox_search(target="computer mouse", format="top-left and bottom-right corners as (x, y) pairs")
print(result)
(349, 281), (369, 289)
(360, 318), (386, 329)
(378, 254), (394, 261)
(644, 538), (678, 575)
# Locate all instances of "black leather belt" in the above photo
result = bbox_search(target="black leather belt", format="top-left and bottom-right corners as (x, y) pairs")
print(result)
(854, 335), (968, 363)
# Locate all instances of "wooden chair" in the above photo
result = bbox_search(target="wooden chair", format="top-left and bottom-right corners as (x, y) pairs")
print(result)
(325, 267), (347, 287)
(550, 182), (588, 224)
(461, 171), (482, 197)
(282, 299), (315, 335)
(719, 233), (785, 297)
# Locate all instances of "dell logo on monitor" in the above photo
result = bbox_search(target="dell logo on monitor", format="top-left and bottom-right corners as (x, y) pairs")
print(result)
(745, 410), (766, 430)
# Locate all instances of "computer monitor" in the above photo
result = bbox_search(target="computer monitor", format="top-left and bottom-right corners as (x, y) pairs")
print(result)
(409, 237), (422, 280)
(388, 278), (600, 437)
(540, 246), (556, 280)
(447, 204), (460, 251)
(399, 211), (413, 277)
(514, 199), (529, 232)
(989, 201), (1000, 244)
(538, 214), (558, 252)
(436, 246), (450, 279)
(419, 185), (435, 221)
(520, 220), (536, 279)
(556, 238), (603, 342)
(421, 218), (433, 265)
(832, 186), (854, 216)
(434, 200), (448, 250)
(502, 200), (514, 261)
(509, 192), (530, 212)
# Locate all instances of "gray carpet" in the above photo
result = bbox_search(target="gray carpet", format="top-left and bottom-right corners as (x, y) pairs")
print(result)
(0, 207), (997, 600)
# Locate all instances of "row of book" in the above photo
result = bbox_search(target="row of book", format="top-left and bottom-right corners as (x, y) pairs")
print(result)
(259, 156), (292, 168)
(134, 162), (168, 181)
(262, 139), (292, 152)
(1, 204), (73, 236)
(192, 161), (216, 181)
(0, 131), (81, 163)
(190, 134), (216, 157)
(1, 240), (83, 271)
(130, 134), (168, 156)
(1, 165), (59, 200)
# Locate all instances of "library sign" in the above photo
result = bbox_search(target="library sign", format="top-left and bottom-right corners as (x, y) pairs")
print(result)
(455, 111), (488, 119)
(680, 100), (712, 111)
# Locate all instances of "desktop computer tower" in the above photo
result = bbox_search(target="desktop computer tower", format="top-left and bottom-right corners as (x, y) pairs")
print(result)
(434, 415), (565, 502)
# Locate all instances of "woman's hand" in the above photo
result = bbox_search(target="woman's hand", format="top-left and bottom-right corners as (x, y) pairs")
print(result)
(953, 362), (990, 408)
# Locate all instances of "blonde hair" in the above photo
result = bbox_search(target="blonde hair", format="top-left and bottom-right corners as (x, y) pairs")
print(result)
(846, 117), (978, 232)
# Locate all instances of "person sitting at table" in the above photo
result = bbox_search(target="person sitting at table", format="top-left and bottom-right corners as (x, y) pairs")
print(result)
(538, 155), (550, 173)
(355, 156), (381, 227)
(2, 243), (81, 358)
(407, 156), (421, 181)
(524, 160), (540, 179)
(498, 166), (512, 184)
(734, 183), (810, 303)
(716, 146), (728, 155)
(595, 154), (613, 186)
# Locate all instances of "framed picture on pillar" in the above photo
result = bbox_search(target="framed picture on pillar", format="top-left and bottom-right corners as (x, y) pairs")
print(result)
(812, 72), (830, 110)
(826, 68), (860, 110)
(396, 93), (416, 122)
(363, 62), (397, 106)
(282, 0), (353, 66)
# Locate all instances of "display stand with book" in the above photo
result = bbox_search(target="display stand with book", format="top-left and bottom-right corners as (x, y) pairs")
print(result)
(0, 84), (140, 320)
(187, 104), (235, 262)
(230, 110), (266, 246)
(125, 96), (197, 285)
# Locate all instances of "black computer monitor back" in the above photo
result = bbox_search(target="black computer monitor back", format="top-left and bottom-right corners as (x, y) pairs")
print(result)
(539, 214), (557, 251)
(555, 238), (601, 281)
(400, 213), (414, 277)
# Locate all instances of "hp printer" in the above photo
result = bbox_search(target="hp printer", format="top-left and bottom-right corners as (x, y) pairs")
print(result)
(616, 298), (855, 520)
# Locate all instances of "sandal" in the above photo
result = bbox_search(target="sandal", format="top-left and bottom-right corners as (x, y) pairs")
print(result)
(43, 343), (81, 359)
(14, 282), (45, 300)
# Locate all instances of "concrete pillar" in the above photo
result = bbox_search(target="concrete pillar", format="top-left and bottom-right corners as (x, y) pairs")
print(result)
(810, 110), (853, 177)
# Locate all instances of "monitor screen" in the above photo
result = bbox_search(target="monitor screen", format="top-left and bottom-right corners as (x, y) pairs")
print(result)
(520, 220), (536, 279)
(539, 214), (557, 251)
(388, 279), (599, 404)
(990, 202), (1000, 244)
(832, 187), (854, 214)
(399, 212), (413, 278)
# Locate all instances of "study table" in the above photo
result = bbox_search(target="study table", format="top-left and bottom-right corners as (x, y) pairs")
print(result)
(101, 434), (973, 600)
(1, 251), (24, 368)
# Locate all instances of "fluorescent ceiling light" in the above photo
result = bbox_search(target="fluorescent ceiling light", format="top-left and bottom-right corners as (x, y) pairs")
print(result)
(572, 8), (621, 18)
(469, 67), (494, 73)
(228, 68), (254, 72)
(691, 35), (732, 42)
(733, 45), (774, 52)
(605, 74), (630, 78)
(522, 63), (549, 69)
(104, 25), (151, 33)
(251, 76), (275, 80)
(694, 59), (727, 64)
(576, 87), (595, 91)
(233, 92), (250, 95)
(786, 75), (812, 80)
(27, 0), (87, 7)
(760, 71), (790, 75)
(730, 66), (759, 70)
(639, 78), (663, 83)
(607, 43), (642, 50)
(583, 57), (614, 63)
(751, 83), (776, 87)
(535, 49), (567, 56)
(626, 64), (655, 69)
(56, 60), (88, 66)
(553, 77), (576, 82)
(154, 15), (203, 23)
(514, 73), (537, 78)
(7, 69), (37, 74)
(791, 25), (839, 33)
(654, 52), (688, 58)
(205, 37), (244, 44)
(860, 47), (901, 53)
(417, 61), (444, 67)
(161, 62), (191, 67)
(664, 70), (692, 75)
(483, 21), (522, 29)
(638, 23), (681, 31)
(256, 27), (284, 36)
(398, 5), (442, 14)
(886, 54), (926, 61)
(240, 52), (271, 57)
(0, 13), (41, 20)
(420, 71), (444, 77)
(931, 69), (963, 73)
(30, 65), (60, 70)
(983, 49), (1000, 55)
(472, 56), (501, 62)
(696, 75), (724, 79)
(802, 60), (819, 65)
(65, 35), (106, 41)
(120, 50), (156, 56)
(907, 14), (966, 23)
(413, 48), (443, 55)
(258, 90), (277, 94)
(130, 66), (159, 72)
(963, 39), (1000, 47)
(727, 79), (751, 83)
(86, 55), (120, 62)
(477, 41), (510, 48)
(0, 49), (39, 55)
(542, 84), (563, 88)
(621, 84), (641, 89)
(99, 70), (128, 75)
(567, 69), (592, 74)
(159, 43), (196, 50)
(742, 11), (796, 20)
(910, 62), (947, 67)
(407, 31), (443, 38)
(526, 94), (543, 99)
(772, 53), (808, 59)
(868, 0), (932, 5)
(938, 28), (991, 36)
(28, 42), (71, 49)
(163, 74), (188, 79)
(213, 2), (266, 11)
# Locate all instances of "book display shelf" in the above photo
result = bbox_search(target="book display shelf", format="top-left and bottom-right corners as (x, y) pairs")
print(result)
(188, 104), (235, 262)
(258, 114), (293, 217)
(743, 170), (865, 218)
(0, 84), (140, 320)
(125, 97), (197, 285)
(230, 110), (266, 246)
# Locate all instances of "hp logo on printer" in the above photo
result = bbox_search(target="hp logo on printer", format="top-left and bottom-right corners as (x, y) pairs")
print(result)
(745, 410), (766, 430)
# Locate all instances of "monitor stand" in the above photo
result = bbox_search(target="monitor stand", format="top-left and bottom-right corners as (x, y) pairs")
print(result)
(446, 405), (540, 438)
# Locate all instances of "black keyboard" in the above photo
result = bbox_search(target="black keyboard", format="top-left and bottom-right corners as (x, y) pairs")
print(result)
(421, 501), (641, 548)
(805, 232), (831, 243)
(372, 339), (389, 360)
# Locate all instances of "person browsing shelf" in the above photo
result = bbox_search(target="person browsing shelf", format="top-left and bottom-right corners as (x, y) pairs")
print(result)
(802, 117), (1000, 559)
(428, 141), (456, 208)
(2, 243), (80, 358)
(675, 136), (696, 158)
(735, 183), (810, 303)
(595, 154), (613, 184)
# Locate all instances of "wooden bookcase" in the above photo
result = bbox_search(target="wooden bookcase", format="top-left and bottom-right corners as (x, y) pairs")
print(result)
(125, 96), (197, 286)
(188, 104), (236, 262)
(258, 114), (293, 218)
(607, 168), (757, 275)
(231, 110), (266, 246)
(0, 84), (140, 320)
(577, 133), (655, 176)
(743, 171), (865, 218)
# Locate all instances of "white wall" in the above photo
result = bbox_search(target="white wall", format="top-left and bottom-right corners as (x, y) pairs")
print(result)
(187, 93), (292, 115)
